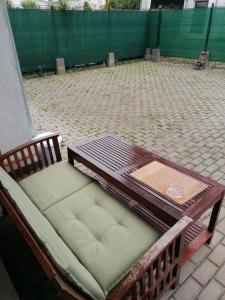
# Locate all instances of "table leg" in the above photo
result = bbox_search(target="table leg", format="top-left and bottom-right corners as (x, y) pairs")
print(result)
(206, 195), (224, 244)
(67, 148), (74, 165)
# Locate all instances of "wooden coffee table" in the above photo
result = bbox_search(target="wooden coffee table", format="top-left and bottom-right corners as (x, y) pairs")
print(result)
(68, 135), (225, 263)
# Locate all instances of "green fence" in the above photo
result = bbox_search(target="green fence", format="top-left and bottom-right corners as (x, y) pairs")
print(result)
(8, 9), (149, 73)
(157, 8), (211, 58)
(149, 7), (225, 62)
(8, 8), (225, 73)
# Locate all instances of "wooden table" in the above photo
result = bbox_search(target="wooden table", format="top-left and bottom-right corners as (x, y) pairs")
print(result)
(68, 135), (225, 263)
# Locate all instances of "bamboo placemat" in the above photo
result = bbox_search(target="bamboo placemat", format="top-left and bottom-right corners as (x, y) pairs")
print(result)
(130, 161), (208, 204)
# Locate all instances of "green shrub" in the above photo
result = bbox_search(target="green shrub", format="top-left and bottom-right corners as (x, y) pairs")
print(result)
(57, 0), (70, 10)
(109, 0), (140, 10)
(21, 0), (38, 9)
(83, 1), (92, 11)
(7, 0), (14, 8)
(21, 0), (38, 8)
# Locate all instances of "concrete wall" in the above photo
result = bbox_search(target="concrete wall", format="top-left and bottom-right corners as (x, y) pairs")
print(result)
(184, 0), (220, 8)
(140, 0), (151, 10)
(0, 0), (34, 154)
(142, 0), (222, 9)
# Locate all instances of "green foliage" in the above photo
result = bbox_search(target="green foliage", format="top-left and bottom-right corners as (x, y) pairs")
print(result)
(36, 66), (44, 77)
(83, 1), (92, 11)
(109, 0), (140, 10)
(57, 0), (70, 10)
(7, 0), (14, 8)
(21, 0), (38, 9)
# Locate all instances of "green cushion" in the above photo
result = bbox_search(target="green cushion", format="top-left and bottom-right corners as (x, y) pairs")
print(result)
(1, 163), (161, 299)
(19, 161), (91, 211)
(0, 167), (105, 300)
(44, 182), (161, 294)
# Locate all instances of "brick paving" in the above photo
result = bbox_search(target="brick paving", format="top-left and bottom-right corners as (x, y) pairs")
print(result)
(23, 60), (225, 300)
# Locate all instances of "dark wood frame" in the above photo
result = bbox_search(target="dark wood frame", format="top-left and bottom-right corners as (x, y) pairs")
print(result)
(0, 133), (192, 300)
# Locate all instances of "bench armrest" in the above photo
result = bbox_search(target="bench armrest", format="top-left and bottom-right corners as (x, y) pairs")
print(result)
(107, 216), (193, 300)
(0, 133), (62, 181)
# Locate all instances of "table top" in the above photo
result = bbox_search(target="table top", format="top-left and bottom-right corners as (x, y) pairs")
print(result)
(68, 135), (225, 226)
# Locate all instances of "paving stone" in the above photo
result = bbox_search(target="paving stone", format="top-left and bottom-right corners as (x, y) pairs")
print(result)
(191, 244), (211, 265)
(206, 164), (219, 173)
(207, 230), (224, 249)
(211, 171), (225, 181)
(192, 259), (218, 286)
(173, 278), (201, 300)
(216, 158), (225, 167)
(161, 288), (176, 300)
(218, 207), (225, 222)
(180, 260), (196, 284)
(217, 218), (225, 233)
(197, 279), (224, 300)
(209, 244), (225, 267)
(193, 164), (207, 172)
(215, 263), (225, 286)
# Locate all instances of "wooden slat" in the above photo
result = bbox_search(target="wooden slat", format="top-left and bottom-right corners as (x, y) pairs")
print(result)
(81, 143), (124, 168)
(52, 136), (62, 162)
(140, 275), (146, 297)
(6, 157), (16, 179)
(13, 152), (22, 178)
(27, 146), (37, 172)
(40, 141), (49, 167)
(33, 143), (43, 170)
(20, 148), (29, 170)
(77, 146), (118, 171)
(47, 139), (54, 164)
(92, 139), (138, 162)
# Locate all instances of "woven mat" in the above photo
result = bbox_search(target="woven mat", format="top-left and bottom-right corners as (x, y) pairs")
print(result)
(130, 161), (208, 204)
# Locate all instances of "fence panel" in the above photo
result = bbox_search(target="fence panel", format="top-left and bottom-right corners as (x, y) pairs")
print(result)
(148, 10), (160, 49)
(9, 9), (59, 72)
(109, 11), (149, 59)
(207, 8), (225, 62)
(8, 9), (150, 73)
(8, 7), (225, 73)
(159, 8), (210, 59)
(53, 11), (109, 67)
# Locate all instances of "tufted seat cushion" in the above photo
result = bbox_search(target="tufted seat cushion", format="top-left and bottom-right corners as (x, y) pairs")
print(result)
(44, 182), (161, 294)
(2, 162), (162, 299)
(0, 167), (105, 300)
(19, 161), (91, 211)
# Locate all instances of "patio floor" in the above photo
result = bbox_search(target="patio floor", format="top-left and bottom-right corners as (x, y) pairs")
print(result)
(1, 60), (225, 300)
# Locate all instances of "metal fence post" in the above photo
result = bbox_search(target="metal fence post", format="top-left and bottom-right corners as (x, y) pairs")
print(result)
(204, 3), (214, 52)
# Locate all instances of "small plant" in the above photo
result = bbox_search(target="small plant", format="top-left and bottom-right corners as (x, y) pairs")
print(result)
(57, 0), (70, 10)
(36, 66), (44, 77)
(21, 0), (38, 9)
(83, 1), (92, 11)
(7, 0), (14, 8)
(109, 0), (139, 9)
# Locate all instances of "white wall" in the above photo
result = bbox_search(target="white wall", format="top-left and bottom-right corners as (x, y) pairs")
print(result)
(0, 0), (34, 154)
(182, 0), (224, 8)
(141, 0), (224, 10)
(183, 0), (195, 8)
(140, 0), (151, 10)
